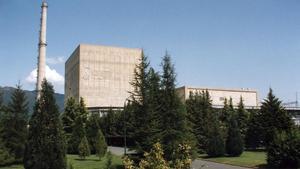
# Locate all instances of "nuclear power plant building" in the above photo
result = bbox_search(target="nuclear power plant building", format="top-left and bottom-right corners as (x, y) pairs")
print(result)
(176, 86), (259, 108)
(65, 44), (142, 111)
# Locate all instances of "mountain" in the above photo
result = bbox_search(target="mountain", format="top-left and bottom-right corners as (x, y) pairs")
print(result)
(0, 86), (64, 114)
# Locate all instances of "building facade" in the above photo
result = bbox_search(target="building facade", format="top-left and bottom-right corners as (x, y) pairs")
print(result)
(65, 44), (142, 110)
(176, 86), (259, 108)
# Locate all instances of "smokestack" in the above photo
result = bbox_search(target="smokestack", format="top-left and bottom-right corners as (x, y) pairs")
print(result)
(36, 1), (48, 99)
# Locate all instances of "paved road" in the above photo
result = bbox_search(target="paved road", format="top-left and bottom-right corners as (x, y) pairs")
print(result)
(108, 146), (135, 156)
(109, 146), (250, 169)
(192, 159), (250, 169)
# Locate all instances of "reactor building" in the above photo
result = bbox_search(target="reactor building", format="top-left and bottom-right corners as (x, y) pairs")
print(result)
(65, 44), (142, 112)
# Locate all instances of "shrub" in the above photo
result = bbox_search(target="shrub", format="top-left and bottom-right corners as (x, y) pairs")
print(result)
(106, 151), (114, 169)
(78, 136), (90, 160)
(267, 129), (300, 168)
(95, 129), (107, 159)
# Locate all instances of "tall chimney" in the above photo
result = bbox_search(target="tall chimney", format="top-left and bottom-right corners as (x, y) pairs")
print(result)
(36, 1), (48, 99)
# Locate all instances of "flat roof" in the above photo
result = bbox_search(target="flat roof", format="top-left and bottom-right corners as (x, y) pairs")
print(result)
(177, 86), (257, 93)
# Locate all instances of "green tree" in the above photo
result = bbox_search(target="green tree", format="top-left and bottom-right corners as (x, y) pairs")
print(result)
(226, 113), (244, 156)
(0, 138), (14, 166)
(160, 53), (195, 160)
(24, 80), (66, 169)
(206, 110), (225, 157)
(220, 98), (230, 123)
(86, 113), (101, 154)
(129, 51), (151, 153)
(245, 110), (264, 149)
(0, 83), (28, 162)
(236, 97), (249, 139)
(101, 108), (119, 137)
(95, 129), (107, 159)
(267, 129), (300, 169)
(62, 97), (78, 139)
(78, 135), (90, 160)
(260, 89), (293, 147)
(68, 97), (88, 154)
(128, 52), (162, 153)
(186, 90), (212, 153)
(0, 91), (4, 116)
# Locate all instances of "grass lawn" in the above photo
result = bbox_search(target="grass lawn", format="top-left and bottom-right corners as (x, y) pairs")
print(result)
(0, 154), (124, 169)
(199, 151), (267, 168)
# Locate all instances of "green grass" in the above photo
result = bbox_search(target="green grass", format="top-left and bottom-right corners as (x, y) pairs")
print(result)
(200, 151), (267, 168)
(0, 154), (124, 169)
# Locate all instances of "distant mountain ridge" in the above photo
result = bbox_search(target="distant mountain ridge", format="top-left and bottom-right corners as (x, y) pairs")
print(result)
(0, 86), (64, 114)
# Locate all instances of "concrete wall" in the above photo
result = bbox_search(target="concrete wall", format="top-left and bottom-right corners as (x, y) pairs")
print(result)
(176, 86), (258, 107)
(65, 44), (141, 108)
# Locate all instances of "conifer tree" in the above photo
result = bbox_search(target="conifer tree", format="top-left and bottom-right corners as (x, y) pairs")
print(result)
(206, 109), (225, 157)
(128, 52), (162, 153)
(0, 83), (28, 162)
(142, 67), (162, 152)
(129, 51), (151, 153)
(220, 98), (230, 123)
(95, 129), (107, 159)
(236, 97), (249, 139)
(160, 53), (194, 160)
(0, 91), (4, 116)
(0, 138), (14, 166)
(226, 113), (244, 156)
(86, 113), (101, 154)
(186, 90), (212, 152)
(68, 97), (88, 154)
(245, 110), (264, 149)
(260, 89), (293, 147)
(78, 135), (90, 160)
(62, 97), (78, 139)
(24, 80), (66, 169)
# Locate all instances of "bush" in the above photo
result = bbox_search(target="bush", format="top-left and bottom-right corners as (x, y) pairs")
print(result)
(106, 151), (114, 169)
(123, 142), (193, 169)
(95, 129), (107, 159)
(267, 129), (300, 168)
(78, 136), (90, 159)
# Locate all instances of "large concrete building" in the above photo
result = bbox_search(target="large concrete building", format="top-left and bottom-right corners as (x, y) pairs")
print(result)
(65, 44), (142, 110)
(176, 86), (259, 108)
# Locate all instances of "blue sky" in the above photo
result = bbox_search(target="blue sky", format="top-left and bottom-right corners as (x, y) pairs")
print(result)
(0, 0), (299, 103)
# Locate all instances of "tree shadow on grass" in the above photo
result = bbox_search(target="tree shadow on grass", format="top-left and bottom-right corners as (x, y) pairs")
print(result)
(256, 164), (268, 169)
(114, 164), (125, 169)
(74, 158), (102, 162)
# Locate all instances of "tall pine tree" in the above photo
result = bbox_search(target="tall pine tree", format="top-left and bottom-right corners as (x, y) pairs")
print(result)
(128, 52), (162, 153)
(68, 97), (88, 154)
(0, 83), (28, 162)
(206, 109), (225, 157)
(260, 89), (293, 147)
(160, 52), (194, 160)
(186, 90), (212, 153)
(86, 113), (102, 154)
(236, 97), (249, 139)
(245, 110), (264, 149)
(62, 97), (78, 140)
(24, 80), (66, 169)
(226, 113), (244, 156)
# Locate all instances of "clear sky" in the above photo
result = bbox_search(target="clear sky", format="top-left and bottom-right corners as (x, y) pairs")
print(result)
(0, 0), (299, 103)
